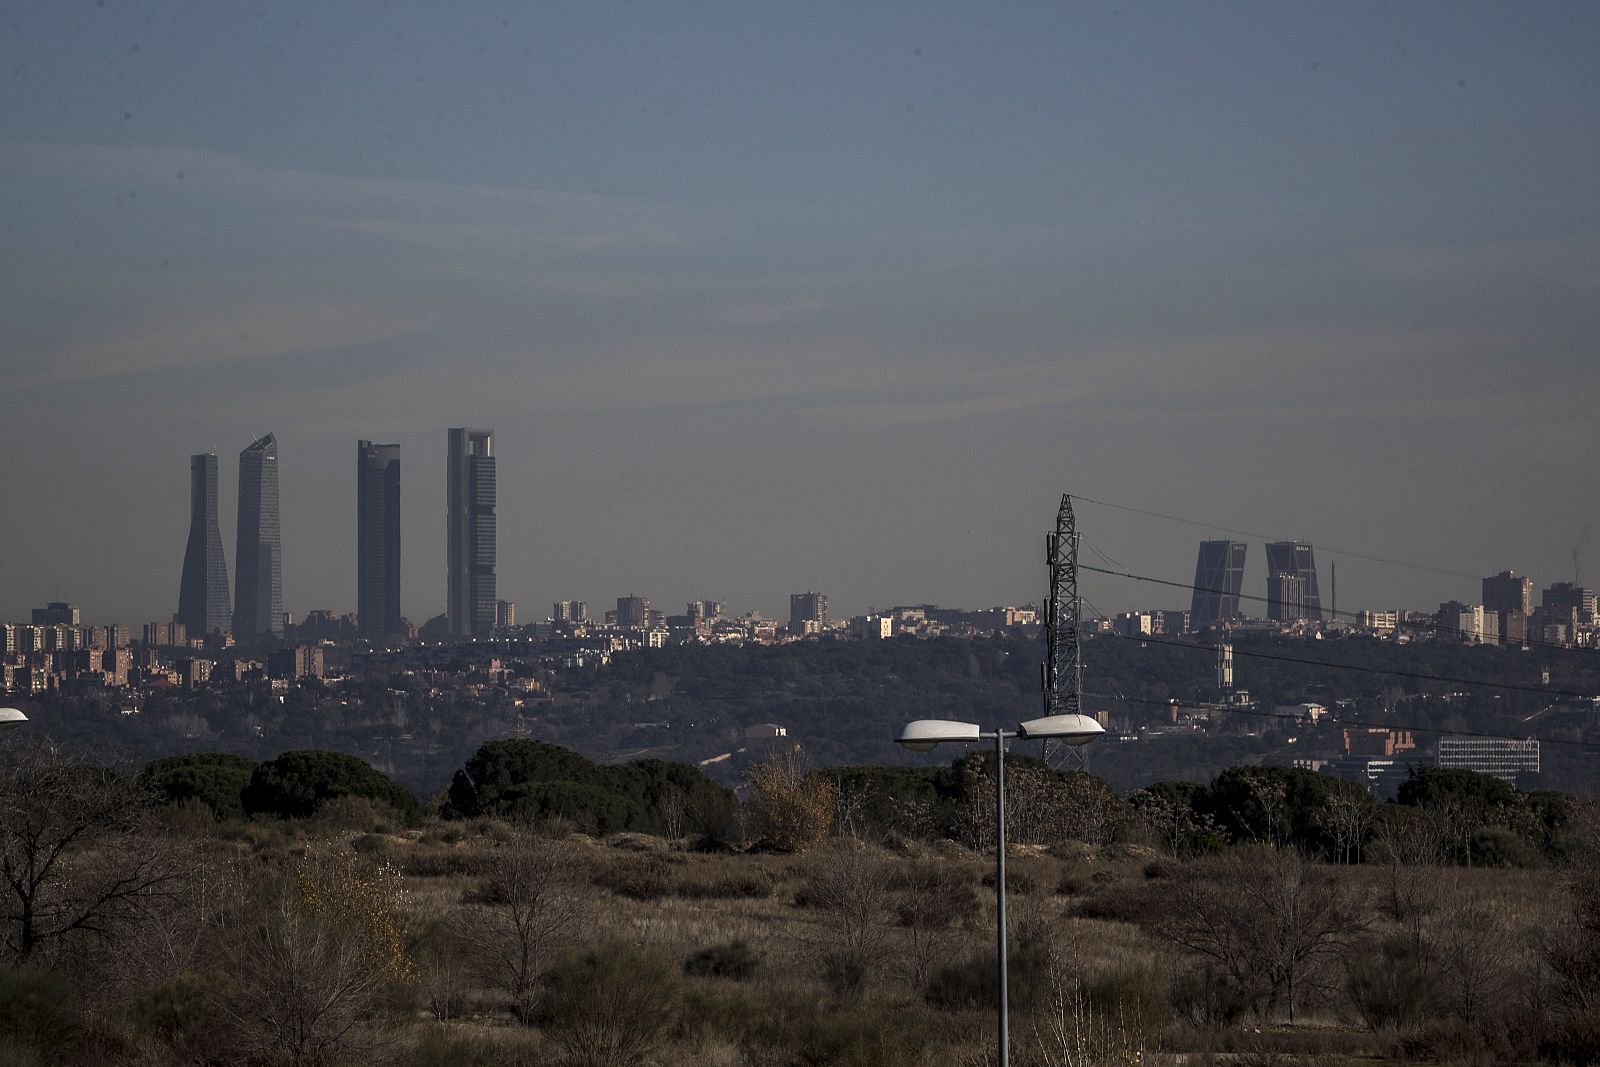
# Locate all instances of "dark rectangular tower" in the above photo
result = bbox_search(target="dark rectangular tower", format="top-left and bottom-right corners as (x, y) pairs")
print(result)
(178, 452), (231, 636)
(1265, 541), (1322, 621)
(1190, 540), (1247, 625)
(234, 433), (283, 640)
(357, 440), (403, 640)
(790, 591), (828, 633)
(447, 428), (496, 638)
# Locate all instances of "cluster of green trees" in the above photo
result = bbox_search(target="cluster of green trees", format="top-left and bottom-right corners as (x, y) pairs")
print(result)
(1129, 764), (1572, 866)
(133, 737), (1575, 871)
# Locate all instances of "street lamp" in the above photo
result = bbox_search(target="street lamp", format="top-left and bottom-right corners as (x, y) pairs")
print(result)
(895, 713), (1103, 1067)
(0, 709), (27, 731)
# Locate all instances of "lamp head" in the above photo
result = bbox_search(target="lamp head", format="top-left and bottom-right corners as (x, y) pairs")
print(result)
(896, 719), (983, 752)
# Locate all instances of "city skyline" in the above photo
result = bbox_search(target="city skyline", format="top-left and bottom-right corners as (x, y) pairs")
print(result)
(3, 5), (1597, 625)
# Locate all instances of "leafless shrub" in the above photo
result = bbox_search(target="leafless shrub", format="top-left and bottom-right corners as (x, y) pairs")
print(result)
(1156, 846), (1362, 1023)
(221, 852), (415, 1066)
(451, 836), (588, 1020)
(795, 843), (892, 993)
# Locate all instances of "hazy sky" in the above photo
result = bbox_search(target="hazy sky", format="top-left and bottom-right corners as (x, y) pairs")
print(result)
(3, 2), (1598, 627)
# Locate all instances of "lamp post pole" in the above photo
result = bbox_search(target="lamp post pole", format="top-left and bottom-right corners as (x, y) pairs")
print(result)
(896, 715), (1101, 1067)
(994, 728), (1009, 1067)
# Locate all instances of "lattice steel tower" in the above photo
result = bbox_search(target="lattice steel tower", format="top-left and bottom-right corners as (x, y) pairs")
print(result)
(1042, 494), (1086, 767)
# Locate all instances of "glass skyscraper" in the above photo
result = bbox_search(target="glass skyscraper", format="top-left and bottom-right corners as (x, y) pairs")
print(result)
(1190, 541), (1247, 625)
(234, 433), (283, 639)
(447, 427), (496, 638)
(1266, 541), (1322, 621)
(177, 452), (231, 636)
(357, 440), (403, 640)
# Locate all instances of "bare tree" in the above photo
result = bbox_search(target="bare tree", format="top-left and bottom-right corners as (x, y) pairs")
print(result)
(1157, 846), (1362, 1022)
(895, 862), (976, 989)
(223, 852), (415, 1066)
(0, 742), (182, 967)
(1373, 814), (1441, 941)
(1430, 897), (1514, 1021)
(452, 836), (588, 1018)
(798, 843), (892, 993)
(1321, 790), (1374, 865)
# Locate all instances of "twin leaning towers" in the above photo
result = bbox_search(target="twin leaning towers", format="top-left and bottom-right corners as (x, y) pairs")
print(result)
(178, 429), (496, 643)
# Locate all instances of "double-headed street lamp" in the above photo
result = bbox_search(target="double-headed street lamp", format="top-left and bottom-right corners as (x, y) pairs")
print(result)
(895, 713), (1103, 1067)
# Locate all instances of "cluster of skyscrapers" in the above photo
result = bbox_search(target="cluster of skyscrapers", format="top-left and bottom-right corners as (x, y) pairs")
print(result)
(177, 428), (498, 644)
(1189, 540), (1323, 626)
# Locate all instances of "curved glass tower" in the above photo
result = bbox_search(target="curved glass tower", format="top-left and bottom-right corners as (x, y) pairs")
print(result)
(178, 452), (231, 636)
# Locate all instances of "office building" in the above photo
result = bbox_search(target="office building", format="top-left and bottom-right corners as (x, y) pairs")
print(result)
(1265, 541), (1322, 621)
(616, 596), (651, 630)
(1190, 541), (1247, 625)
(496, 600), (517, 629)
(553, 600), (588, 623)
(234, 433), (283, 640)
(1483, 571), (1533, 615)
(790, 592), (828, 633)
(447, 428), (497, 638)
(1436, 601), (1498, 645)
(1542, 582), (1597, 625)
(177, 453), (232, 636)
(357, 440), (403, 640)
(1267, 573), (1307, 624)
(1437, 736), (1540, 785)
(30, 602), (79, 626)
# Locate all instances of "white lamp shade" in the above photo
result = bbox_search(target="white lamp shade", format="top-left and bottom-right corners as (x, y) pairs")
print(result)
(1016, 713), (1103, 746)
(896, 719), (983, 752)
(0, 708), (27, 731)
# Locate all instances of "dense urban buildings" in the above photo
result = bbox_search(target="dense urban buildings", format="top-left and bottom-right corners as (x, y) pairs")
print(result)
(233, 433), (283, 640)
(177, 452), (231, 636)
(1189, 541), (1247, 626)
(356, 440), (403, 640)
(446, 428), (497, 639)
(1265, 541), (1322, 622)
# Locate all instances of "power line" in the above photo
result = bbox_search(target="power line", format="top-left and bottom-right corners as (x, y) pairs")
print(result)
(1072, 493), (1481, 580)
(1080, 561), (1600, 660)
(1083, 690), (1600, 750)
(1096, 628), (1600, 702)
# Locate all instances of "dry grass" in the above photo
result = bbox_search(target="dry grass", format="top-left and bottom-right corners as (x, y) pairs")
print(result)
(133, 818), (1579, 1066)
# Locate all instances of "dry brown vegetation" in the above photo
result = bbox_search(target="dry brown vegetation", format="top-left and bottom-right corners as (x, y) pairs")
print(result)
(4, 741), (1599, 1066)
(6, 811), (1592, 1066)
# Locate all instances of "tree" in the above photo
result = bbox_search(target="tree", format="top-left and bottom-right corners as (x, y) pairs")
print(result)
(223, 851), (415, 1066)
(798, 843), (893, 995)
(1157, 846), (1362, 1022)
(242, 751), (420, 821)
(451, 837), (587, 1018)
(0, 743), (182, 966)
(139, 752), (257, 820)
(747, 746), (836, 853)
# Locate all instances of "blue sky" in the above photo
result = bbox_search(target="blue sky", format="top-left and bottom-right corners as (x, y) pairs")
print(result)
(3, 2), (1598, 626)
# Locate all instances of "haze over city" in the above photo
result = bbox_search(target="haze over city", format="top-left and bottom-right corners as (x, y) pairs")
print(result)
(3, 2), (1598, 627)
